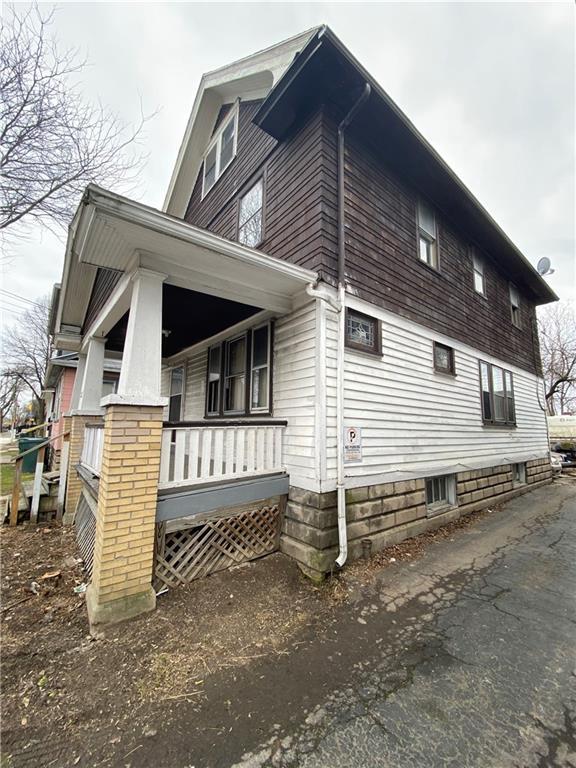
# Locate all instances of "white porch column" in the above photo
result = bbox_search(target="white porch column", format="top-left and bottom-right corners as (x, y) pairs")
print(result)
(69, 354), (87, 412)
(79, 337), (106, 412)
(117, 268), (166, 403)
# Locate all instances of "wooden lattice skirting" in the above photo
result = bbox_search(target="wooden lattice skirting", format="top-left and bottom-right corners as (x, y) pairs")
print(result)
(75, 491), (97, 579)
(154, 503), (282, 588)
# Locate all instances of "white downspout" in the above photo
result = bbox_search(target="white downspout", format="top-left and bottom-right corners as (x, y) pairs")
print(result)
(335, 282), (347, 567)
(306, 280), (347, 568)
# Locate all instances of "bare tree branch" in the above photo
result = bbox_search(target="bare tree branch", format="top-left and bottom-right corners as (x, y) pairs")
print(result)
(538, 301), (576, 416)
(1, 296), (51, 420)
(0, 3), (155, 240)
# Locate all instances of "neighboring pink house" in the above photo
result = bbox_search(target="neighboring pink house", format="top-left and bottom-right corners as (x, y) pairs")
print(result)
(44, 353), (120, 466)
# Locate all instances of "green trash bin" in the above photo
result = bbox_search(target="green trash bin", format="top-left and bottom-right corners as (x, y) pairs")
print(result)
(18, 437), (45, 473)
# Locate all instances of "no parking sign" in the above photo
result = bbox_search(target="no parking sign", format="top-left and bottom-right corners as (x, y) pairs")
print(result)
(344, 426), (362, 464)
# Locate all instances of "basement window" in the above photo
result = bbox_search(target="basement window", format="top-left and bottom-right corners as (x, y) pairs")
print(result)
(513, 462), (526, 486)
(345, 309), (381, 355)
(426, 474), (456, 514)
(417, 199), (438, 270)
(201, 104), (239, 197)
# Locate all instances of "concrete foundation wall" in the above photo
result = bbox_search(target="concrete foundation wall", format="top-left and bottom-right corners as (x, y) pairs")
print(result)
(281, 457), (553, 579)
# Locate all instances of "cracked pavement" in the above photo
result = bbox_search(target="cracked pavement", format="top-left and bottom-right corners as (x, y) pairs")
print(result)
(224, 481), (576, 768)
(28, 479), (572, 768)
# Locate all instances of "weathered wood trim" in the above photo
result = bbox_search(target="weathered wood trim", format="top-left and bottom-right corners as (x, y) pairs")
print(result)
(156, 472), (289, 522)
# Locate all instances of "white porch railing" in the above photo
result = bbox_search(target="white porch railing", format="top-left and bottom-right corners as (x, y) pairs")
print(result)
(80, 424), (105, 476)
(159, 422), (286, 489)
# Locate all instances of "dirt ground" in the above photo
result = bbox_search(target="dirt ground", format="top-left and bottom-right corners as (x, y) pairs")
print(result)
(0, 502), (526, 767)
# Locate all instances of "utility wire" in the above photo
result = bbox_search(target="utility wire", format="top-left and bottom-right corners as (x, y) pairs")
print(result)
(0, 289), (45, 309)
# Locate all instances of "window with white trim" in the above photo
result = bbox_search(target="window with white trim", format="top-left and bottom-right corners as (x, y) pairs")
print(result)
(238, 179), (264, 247)
(426, 474), (456, 514)
(509, 284), (521, 328)
(250, 324), (270, 411)
(417, 199), (438, 269)
(479, 361), (516, 426)
(168, 366), (184, 422)
(202, 104), (238, 197)
(207, 323), (272, 417)
(513, 462), (526, 486)
(472, 251), (486, 296)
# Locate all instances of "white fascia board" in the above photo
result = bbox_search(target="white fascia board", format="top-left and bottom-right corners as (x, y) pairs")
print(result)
(53, 332), (82, 352)
(85, 185), (317, 287)
(163, 27), (320, 217)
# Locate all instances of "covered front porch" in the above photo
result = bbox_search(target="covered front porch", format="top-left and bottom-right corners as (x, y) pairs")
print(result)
(53, 185), (317, 626)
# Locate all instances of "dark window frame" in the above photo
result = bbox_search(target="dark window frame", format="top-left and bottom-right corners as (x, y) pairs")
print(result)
(236, 174), (266, 248)
(433, 341), (456, 375)
(344, 309), (382, 356)
(478, 360), (516, 427)
(204, 322), (273, 419)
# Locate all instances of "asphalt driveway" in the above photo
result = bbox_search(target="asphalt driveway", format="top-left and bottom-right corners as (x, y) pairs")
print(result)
(3, 479), (575, 767)
(222, 479), (576, 768)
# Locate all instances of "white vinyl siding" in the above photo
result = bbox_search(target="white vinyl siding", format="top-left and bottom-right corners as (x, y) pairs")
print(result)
(273, 302), (318, 490)
(161, 300), (319, 490)
(326, 297), (549, 487)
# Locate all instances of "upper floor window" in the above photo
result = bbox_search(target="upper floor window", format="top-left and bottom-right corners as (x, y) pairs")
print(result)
(472, 251), (486, 296)
(417, 199), (438, 270)
(168, 366), (184, 422)
(509, 284), (521, 328)
(201, 104), (239, 198)
(479, 361), (515, 426)
(238, 179), (264, 247)
(345, 309), (381, 355)
(206, 323), (272, 417)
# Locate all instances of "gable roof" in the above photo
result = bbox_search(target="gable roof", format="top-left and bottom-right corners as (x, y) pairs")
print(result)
(165, 25), (557, 305)
(163, 26), (320, 218)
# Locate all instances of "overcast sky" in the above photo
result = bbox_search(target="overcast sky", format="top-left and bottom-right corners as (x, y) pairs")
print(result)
(1, 1), (574, 329)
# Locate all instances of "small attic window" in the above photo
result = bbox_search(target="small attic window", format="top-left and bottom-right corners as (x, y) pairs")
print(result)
(202, 103), (239, 198)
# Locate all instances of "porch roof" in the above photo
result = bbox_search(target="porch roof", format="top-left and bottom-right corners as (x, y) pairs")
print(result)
(54, 185), (317, 348)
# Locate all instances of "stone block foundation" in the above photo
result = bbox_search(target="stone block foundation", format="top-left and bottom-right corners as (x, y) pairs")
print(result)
(281, 457), (553, 581)
(87, 403), (163, 628)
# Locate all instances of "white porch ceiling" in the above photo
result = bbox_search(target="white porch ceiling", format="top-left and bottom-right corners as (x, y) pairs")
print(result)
(57, 185), (318, 336)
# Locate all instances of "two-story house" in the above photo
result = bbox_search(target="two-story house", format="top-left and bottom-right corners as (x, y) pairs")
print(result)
(51, 26), (556, 627)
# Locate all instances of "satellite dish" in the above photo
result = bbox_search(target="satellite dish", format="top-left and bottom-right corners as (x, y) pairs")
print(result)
(537, 257), (555, 276)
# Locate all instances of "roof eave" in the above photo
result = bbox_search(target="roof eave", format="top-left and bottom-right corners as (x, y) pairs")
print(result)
(255, 27), (558, 306)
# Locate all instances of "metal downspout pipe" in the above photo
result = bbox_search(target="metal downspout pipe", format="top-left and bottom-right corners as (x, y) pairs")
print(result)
(335, 83), (371, 568)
